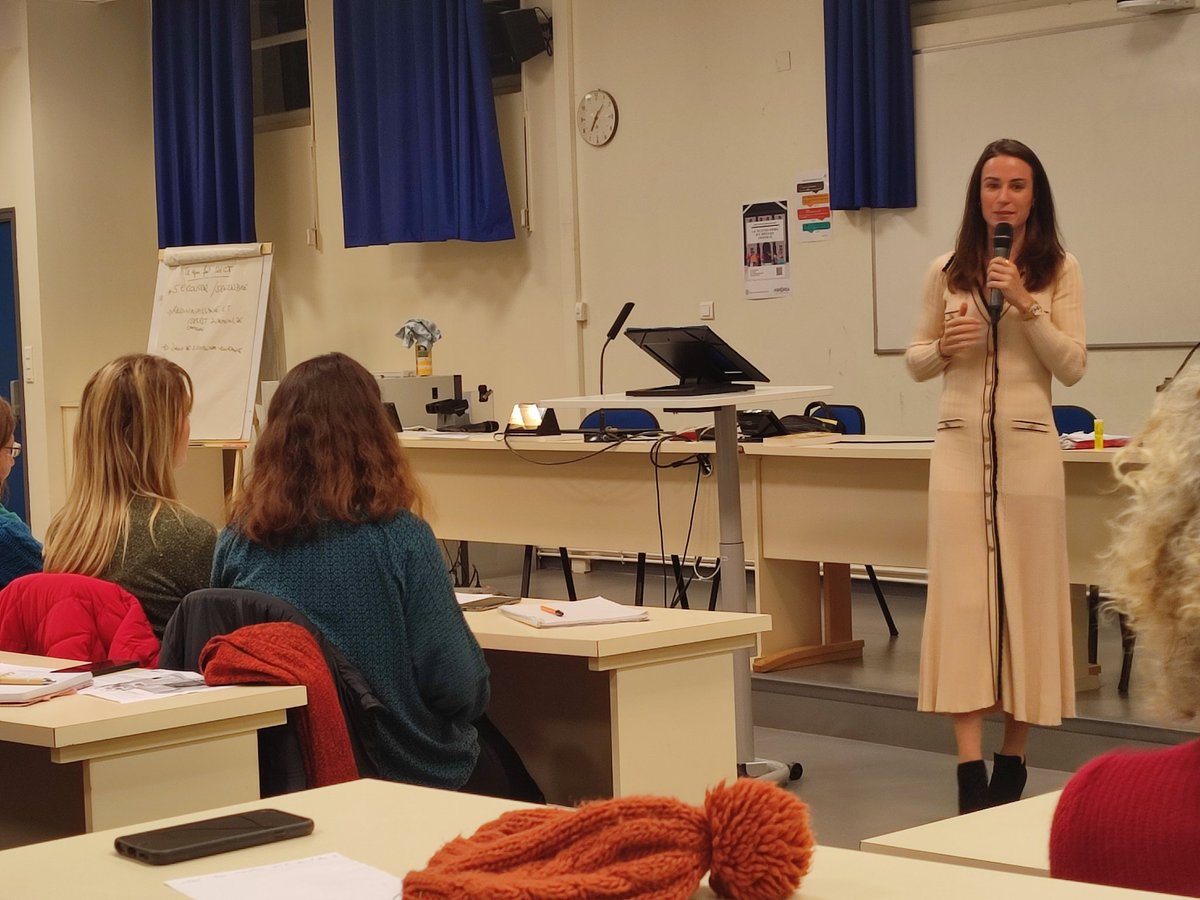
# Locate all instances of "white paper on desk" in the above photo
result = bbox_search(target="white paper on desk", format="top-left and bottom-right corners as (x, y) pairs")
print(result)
(80, 670), (230, 703)
(166, 852), (402, 900)
(500, 596), (649, 628)
(456, 591), (496, 605)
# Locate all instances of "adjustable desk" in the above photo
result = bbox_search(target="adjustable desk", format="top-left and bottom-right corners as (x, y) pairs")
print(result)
(543, 386), (831, 773)
(0, 779), (1174, 899)
(0, 651), (306, 848)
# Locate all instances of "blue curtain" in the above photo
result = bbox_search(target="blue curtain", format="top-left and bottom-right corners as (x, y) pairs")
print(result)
(152, 0), (256, 248)
(823, 0), (916, 210)
(333, 0), (515, 246)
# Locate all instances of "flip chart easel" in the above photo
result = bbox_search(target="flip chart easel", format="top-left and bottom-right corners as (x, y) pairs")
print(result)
(147, 243), (273, 448)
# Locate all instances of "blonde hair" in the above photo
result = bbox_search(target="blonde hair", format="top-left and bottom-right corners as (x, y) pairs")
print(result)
(1105, 364), (1200, 720)
(44, 354), (194, 575)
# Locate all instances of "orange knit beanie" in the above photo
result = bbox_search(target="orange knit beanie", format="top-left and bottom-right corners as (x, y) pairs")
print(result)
(403, 777), (814, 899)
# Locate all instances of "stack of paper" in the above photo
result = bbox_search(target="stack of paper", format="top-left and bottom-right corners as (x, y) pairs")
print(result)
(499, 596), (650, 629)
(0, 667), (93, 704)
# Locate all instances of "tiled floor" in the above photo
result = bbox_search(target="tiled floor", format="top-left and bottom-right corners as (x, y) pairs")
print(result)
(479, 555), (1188, 849)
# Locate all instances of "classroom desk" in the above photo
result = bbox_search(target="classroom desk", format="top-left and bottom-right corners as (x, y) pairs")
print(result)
(403, 434), (1126, 679)
(0, 779), (1173, 899)
(861, 790), (1060, 877)
(0, 651), (306, 849)
(466, 603), (771, 806)
(745, 438), (1124, 680)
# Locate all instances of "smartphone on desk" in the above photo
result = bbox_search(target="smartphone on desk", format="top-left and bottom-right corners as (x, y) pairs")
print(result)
(115, 809), (314, 865)
(52, 659), (139, 676)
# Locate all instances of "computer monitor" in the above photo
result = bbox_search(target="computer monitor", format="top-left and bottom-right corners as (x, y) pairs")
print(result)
(623, 325), (769, 397)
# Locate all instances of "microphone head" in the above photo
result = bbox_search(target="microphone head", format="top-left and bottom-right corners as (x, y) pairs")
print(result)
(606, 301), (635, 341)
(992, 222), (1014, 253)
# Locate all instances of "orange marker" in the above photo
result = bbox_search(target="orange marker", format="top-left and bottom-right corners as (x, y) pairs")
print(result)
(540, 605), (565, 617)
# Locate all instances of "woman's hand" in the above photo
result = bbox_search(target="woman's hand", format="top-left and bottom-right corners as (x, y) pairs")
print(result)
(939, 302), (984, 358)
(986, 256), (1034, 314)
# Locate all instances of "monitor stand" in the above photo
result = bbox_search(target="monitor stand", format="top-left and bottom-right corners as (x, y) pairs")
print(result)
(626, 381), (755, 398)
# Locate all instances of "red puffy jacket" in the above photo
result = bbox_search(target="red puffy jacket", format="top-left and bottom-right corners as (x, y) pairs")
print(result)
(0, 573), (160, 666)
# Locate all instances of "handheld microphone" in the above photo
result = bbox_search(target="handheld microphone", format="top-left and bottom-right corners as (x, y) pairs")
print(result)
(606, 301), (635, 342)
(988, 222), (1014, 323)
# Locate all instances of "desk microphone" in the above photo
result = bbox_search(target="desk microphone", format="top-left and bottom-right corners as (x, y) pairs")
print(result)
(597, 301), (636, 440)
(606, 302), (635, 342)
(988, 222), (1013, 323)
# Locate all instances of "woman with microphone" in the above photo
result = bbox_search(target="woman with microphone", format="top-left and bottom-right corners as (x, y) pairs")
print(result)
(906, 139), (1087, 814)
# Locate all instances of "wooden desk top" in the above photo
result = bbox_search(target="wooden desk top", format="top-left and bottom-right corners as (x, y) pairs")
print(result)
(0, 652), (307, 750)
(0, 780), (1170, 899)
(467, 603), (770, 668)
(746, 434), (1120, 464)
(860, 790), (1059, 877)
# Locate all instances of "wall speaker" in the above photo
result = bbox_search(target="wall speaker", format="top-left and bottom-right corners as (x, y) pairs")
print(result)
(500, 8), (551, 64)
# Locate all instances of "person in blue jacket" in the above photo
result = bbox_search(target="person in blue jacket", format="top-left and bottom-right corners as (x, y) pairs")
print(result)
(0, 397), (41, 587)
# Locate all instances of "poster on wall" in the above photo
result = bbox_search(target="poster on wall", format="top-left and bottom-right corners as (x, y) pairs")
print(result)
(742, 200), (791, 300)
(796, 170), (832, 242)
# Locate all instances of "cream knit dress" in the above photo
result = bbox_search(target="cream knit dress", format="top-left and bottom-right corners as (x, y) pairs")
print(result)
(906, 252), (1086, 725)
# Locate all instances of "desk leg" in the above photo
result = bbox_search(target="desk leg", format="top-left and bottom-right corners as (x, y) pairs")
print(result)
(753, 558), (865, 672)
(609, 653), (737, 804)
(1071, 583), (1101, 692)
(83, 732), (261, 831)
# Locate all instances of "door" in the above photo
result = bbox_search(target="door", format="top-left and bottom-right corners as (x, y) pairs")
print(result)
(0, 210), (28, 521)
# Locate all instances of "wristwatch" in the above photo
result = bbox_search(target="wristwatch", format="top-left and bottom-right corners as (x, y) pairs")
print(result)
(1021, 302), (1045, 321)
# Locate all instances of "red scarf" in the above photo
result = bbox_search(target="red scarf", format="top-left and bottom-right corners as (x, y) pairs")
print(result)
(200, 622), (358, 788)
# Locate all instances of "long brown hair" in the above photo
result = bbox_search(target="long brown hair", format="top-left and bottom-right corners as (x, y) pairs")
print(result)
(45, 354), (194, 575)
(230, 352), (423, 549)
(0, 396), (14, 450)
(946, 138), (1065, 295)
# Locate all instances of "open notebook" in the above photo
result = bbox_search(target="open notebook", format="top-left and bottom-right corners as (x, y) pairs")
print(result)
(499, 596), (649, 629)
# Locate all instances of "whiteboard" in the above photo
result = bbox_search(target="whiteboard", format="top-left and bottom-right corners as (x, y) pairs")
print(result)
(874, 11), (1200, 351)
(148, 243), (272, 444)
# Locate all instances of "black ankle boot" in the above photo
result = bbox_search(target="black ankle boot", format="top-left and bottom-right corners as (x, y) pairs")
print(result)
(957, 760), (989, 814)
(988, 753), (1028, 807)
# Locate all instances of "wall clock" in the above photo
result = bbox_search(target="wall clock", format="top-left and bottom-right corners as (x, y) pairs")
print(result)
(576, 89), (618, 147)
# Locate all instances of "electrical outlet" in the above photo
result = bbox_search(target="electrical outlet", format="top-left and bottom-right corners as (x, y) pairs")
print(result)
(699, 301), (715, 320)
(22, 345), (32, 384)
(575, 301), (588, 322)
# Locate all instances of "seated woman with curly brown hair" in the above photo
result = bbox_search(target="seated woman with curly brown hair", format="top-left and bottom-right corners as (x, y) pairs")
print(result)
(212, 352), (537, 800)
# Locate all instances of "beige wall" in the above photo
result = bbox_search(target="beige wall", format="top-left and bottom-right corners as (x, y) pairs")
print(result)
(4, 0), (1186, 529)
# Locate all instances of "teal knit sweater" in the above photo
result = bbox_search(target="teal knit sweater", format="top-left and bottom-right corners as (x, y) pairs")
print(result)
(211, 511), (489, 789)
(0, 503), (41, 588)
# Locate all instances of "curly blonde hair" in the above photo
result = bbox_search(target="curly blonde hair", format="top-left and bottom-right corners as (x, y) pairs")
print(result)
(1105, 364), (1200, 720)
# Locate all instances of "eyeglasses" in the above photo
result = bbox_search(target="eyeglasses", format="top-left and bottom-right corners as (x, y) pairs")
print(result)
(5, 443), (20, 459)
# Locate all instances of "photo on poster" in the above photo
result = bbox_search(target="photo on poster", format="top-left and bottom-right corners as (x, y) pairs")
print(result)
(742, 200), (791, 300)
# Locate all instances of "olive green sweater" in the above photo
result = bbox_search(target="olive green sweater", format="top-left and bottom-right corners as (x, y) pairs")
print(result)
(104, 496), (217, 638)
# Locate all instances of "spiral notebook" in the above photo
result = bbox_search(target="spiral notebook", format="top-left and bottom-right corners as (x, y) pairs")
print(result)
(499, 596), (649, 629)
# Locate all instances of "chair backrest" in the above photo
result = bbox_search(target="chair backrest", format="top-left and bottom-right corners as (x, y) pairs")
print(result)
(161, 588), (384, 785)
(804, 402), (866, 436)
(580, 408), (660, 431)
(1052, 405), (1096, 435)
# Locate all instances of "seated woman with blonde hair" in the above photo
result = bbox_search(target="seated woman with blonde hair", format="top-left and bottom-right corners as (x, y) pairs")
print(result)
(210, 352), (529, 796)
(0, 396), (40, 587)
(1050, 363), (1200, 895)
(43, 354), (215, 638)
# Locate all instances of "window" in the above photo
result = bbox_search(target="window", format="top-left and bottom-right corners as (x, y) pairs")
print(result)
(251, 0), (310, 131)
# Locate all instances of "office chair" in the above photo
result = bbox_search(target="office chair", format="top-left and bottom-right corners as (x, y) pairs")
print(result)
(1051, 404), (1096, 436)
(1051, 405), (1135, 692)
(525, 409), (665, 605)
(802, 402), (899, 637)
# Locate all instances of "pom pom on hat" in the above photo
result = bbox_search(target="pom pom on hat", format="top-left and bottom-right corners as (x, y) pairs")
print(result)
(403, 778), (813, 900)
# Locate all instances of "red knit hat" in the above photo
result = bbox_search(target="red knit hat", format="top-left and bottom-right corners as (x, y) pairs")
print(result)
(404, 777), (814, 899)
